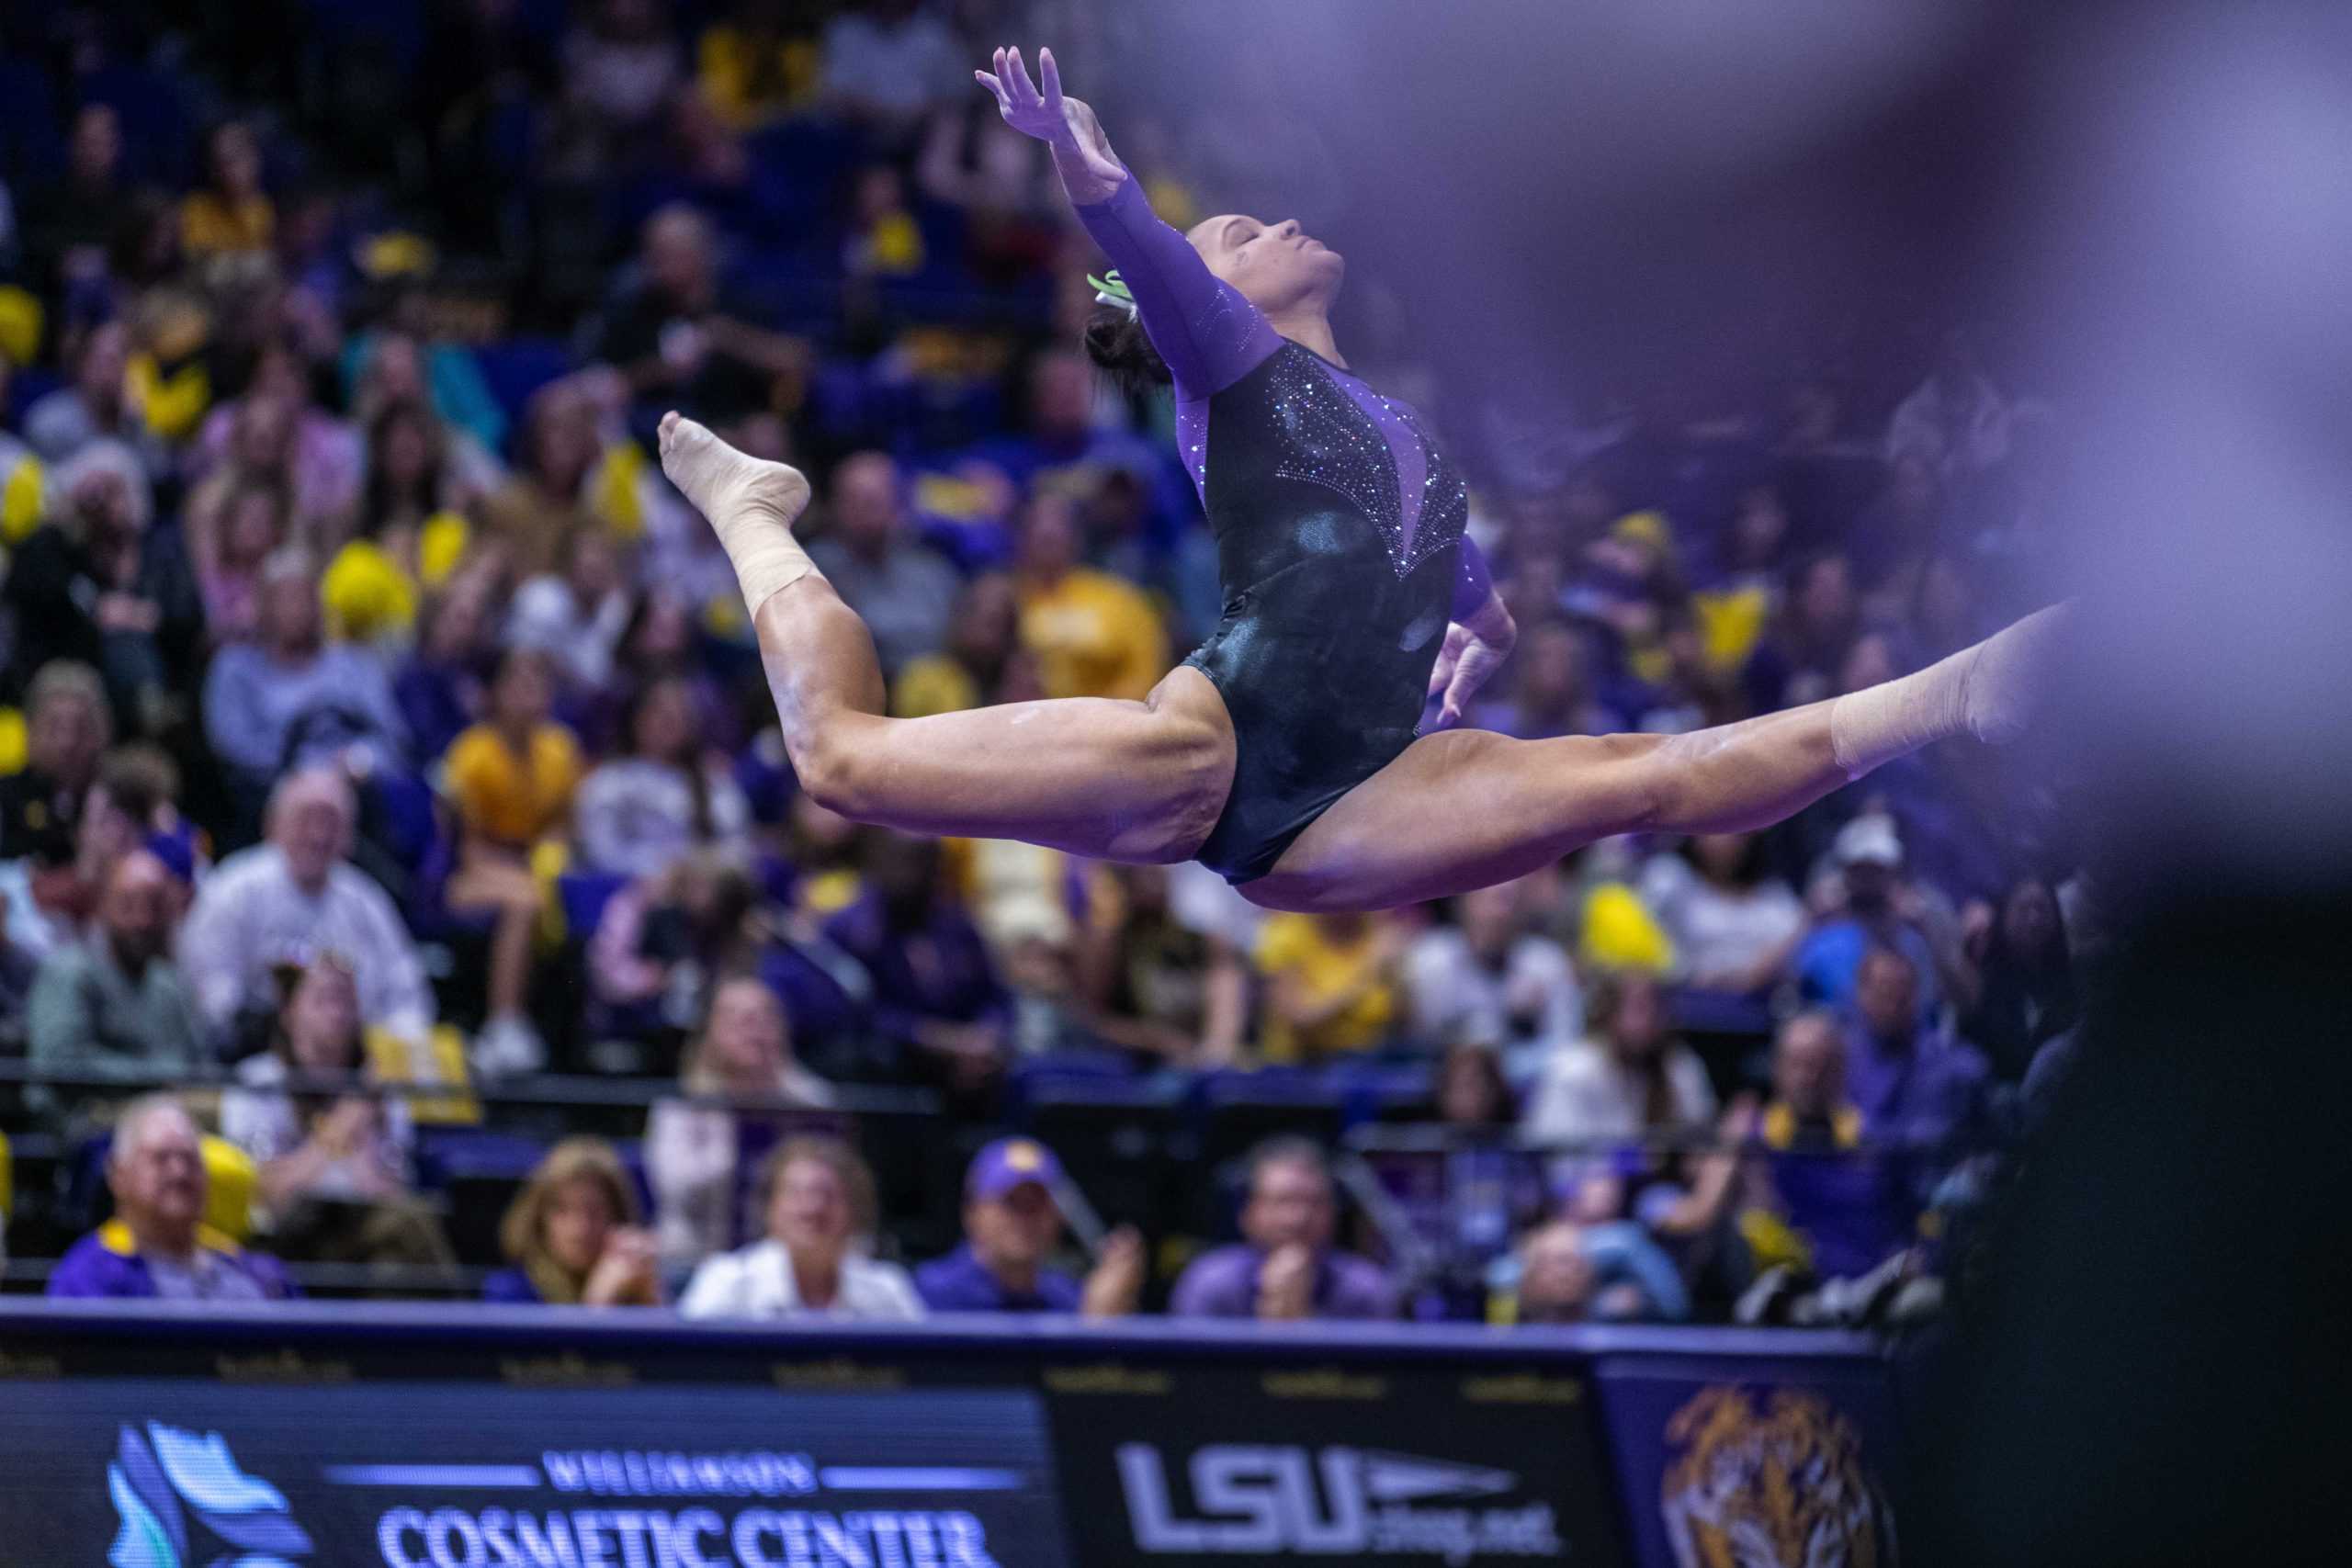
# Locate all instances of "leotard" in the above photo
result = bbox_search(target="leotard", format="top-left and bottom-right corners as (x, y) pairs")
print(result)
(1077, 176), (1490, 885)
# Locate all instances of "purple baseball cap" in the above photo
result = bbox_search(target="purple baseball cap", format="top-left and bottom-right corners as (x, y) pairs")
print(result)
(966, 1137), (1064, 1203)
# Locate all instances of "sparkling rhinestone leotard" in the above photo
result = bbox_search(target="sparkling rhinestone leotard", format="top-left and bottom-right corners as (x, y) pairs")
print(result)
(1077, 177), (1492, 885)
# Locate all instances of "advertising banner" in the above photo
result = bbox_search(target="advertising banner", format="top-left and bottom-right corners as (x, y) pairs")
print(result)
(0, 1379), (1071, 1568)
(1591, 1351), (1905, 1568)
(1043, 1359), (1627, 1567)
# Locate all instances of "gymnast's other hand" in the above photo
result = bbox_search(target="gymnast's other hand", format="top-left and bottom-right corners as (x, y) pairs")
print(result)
(1425, 600), (1518, 731)
(976, 47), (1125, 199)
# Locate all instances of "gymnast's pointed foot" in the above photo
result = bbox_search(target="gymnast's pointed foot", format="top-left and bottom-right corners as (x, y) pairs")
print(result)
(1963, 601), (2069, 746)
(659, 411), (817, 612)
(659, 411), (811, 535)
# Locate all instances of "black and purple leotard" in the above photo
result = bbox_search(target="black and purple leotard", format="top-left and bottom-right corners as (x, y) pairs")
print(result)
(1077, 176), (1492, 885)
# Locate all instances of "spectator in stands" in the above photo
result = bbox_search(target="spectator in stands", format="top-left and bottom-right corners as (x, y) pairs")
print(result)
(395, 570), (497, 763)
(647, 973), (836, 1267)
(344, 398), (469, 572)
(1253, 909), (1408, 1065)
(819, 0), (963, 131)
(486, 1137), (665, 1306)
(21, 103), (123, 288)
(1846, 947), (1987, 1149)
(1012, 491), (1168, 703)
(442, 648), (581, 1075)
(1404, 879), (1582, 1056)
(806, 452), (959, 676)
(202, 547), (408, 795)
(179, 767), (435, 1046)
(503, 526), (631, 692)
(477, 382), (609, 581)
(915, 1137), (1146, 1315)
(0, 745), (176, 964)
(696, 0), (821, 130)
(23, 322), (163, 474)
(192, 479), (288, 647)
(0, 660), (111, 869)
(1886, 326), (2011, 482)
(1170, 1137), (1397, 1320)
(46, 1094), (297, 1301)
(1796, 813), (1945, 1018)
(1508, 1217), (1690, 1324)
(6, 441), (202, 743)
(1474, 617), (1617, 739)
(678, 1136), (923, 1320)
(586, 846), (770, 1049)
(574, 675), (752, 879)
(555, 0), (685, 175)
(594, 205), (801, 426)
(1079, 862), (1249, 1066)
(823, 831), (1009, 1089)
(1962, 874), (2078, 1083)
(1734, 1010), (1918, 1290)
(1639, 831), (1806, 996)
(220, 955), (454, 1272)
(1434, 1041), (1515, 1131)
(26, 848), (203, 1081)
(1745, 551), (1858, 712)
(181, 119), (274, 276)
(1522, 970), (1717, 1149)
(890, 571), (1020, 717)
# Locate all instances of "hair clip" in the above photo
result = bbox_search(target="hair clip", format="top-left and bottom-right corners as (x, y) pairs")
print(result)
(1087, 270), (1137, 319)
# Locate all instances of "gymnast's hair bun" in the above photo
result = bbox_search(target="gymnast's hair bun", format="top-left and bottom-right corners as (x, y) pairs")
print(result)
(1083, 304), (1171, 396)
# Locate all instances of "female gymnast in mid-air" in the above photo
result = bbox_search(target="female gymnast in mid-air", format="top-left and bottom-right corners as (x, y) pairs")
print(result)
(655, 46), (2056, 913)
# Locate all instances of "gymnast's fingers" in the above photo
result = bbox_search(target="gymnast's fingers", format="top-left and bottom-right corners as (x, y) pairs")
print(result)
(974, 71), (1007, 107)
(1008, 47), (1042, 107)
(1039, 46), (1065, 107)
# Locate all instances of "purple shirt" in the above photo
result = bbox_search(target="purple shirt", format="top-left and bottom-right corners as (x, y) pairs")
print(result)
(913, 1244), (1083, 1314)
(1842, 1021), (1989, 1150)
(46, 1226), (298, 1302)
(1167, 1243), (1397, 1321)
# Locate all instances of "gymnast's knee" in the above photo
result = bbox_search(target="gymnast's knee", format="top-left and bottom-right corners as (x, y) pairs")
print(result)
(787, 712), (887, 821)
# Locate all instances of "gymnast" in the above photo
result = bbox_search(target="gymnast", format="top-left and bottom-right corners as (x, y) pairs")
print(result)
(653, 45), (2058, 914)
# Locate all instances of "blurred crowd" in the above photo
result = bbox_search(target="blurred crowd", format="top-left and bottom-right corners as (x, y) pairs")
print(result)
(0, 1), (2085, 1329)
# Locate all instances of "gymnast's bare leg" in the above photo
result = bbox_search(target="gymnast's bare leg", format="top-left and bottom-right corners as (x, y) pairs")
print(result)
(658, 412), (1234, 863)
(1244, 608), (2063, 912)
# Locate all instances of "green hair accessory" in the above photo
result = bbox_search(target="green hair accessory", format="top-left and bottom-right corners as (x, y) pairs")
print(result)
(1087, 270), (1137, 318)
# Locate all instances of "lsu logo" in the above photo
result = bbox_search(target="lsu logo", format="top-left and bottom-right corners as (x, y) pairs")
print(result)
(107, 1423), (313, 1568)
(1659, 1387), (1893, 1568)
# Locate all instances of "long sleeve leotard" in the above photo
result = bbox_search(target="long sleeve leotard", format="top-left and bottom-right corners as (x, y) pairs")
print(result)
(1076, 175), (1488, 884)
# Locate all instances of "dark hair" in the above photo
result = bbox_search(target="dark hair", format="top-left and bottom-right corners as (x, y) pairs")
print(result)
(1082, 304), (1170, 399)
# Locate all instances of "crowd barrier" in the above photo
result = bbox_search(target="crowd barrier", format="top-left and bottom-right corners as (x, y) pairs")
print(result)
(0, 1301), (1907, 1568)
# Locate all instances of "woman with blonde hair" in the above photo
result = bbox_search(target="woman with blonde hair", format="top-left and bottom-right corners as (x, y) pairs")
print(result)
(483, 1136), (663, 1306)
(645, 973), (837, 1269)
(678, 1135), (921, 1321)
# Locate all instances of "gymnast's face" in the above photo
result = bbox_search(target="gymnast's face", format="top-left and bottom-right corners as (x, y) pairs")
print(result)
(1187, 213), (1345, 316)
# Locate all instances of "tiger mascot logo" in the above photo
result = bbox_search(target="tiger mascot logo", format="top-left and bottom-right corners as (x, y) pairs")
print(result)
(1659, 1386), (1893, 1568)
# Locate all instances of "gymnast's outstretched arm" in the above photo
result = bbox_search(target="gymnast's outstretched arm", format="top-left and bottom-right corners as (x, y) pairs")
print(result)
(979, 47), (1280, 400)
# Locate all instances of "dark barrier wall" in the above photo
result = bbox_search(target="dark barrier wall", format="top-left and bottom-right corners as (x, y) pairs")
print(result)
(0, 1303), (1899, 1568)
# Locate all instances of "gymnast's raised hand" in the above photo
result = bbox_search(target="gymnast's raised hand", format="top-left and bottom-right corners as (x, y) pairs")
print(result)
(654, 44), (2064, 913)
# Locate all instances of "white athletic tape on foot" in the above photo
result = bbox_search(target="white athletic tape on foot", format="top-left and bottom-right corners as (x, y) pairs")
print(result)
(722, 525), (819, 618)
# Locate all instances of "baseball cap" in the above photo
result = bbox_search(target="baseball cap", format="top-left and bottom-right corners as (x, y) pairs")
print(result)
(1832, 814), (1903, 870)
(966, 1137), (1063, 1203)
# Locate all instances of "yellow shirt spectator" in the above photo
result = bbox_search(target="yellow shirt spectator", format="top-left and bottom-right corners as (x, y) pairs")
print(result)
(443, 723), (583, 852)
(1018, 568), (1169, 702)
(697, 22), (820, 130)
(891, 654), (983, 718)
(181, 193), (275, 261)
(1255, 911), (1403, 1064)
